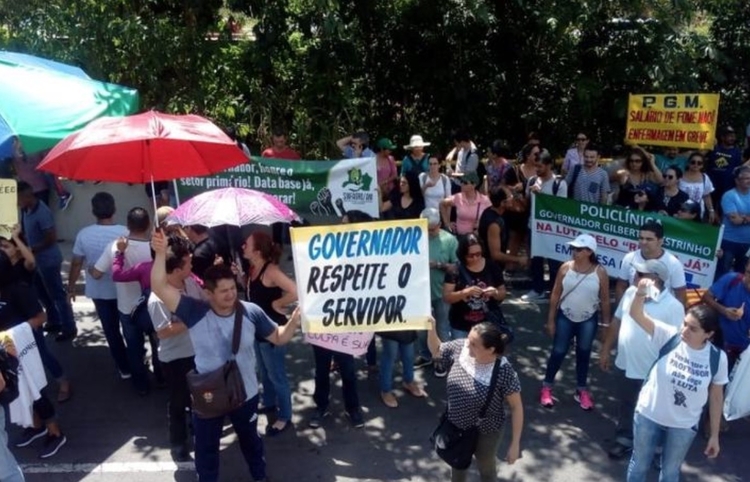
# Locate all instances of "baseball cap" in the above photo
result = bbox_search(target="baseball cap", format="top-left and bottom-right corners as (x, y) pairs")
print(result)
(568, 234), (597, 253)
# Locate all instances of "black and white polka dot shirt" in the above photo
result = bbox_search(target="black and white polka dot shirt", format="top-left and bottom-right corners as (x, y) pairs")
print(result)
(440, 340), (521, 434)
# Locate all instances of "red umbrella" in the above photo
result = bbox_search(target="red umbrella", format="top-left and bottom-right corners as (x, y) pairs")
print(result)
(37, 111), (247, 183)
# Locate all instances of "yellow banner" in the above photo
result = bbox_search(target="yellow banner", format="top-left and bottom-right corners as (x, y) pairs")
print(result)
(290, 218), (432, 334)
(0, 179), (17, 238)
(625, 93), (720, 149)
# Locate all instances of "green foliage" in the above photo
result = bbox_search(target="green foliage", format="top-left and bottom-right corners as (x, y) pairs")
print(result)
(0, 0), (747, 158)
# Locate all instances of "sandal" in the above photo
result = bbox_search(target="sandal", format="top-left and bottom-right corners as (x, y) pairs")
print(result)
(402, 382), (427, 398)
(381, 391), (398, 408)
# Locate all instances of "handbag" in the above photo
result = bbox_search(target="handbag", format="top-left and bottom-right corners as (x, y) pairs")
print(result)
(186, 302), (248, 419)
(430, 358), (501, 469)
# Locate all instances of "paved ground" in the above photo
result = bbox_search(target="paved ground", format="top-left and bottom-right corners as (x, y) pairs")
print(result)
(8, 244), (749, 481)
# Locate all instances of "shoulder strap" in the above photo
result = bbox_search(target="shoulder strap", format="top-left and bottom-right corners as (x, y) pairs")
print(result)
(457, 261), (472, 286)
(442, 174), (450, 194)
(478, 358), (502, 420)
(643, 333), (681, 384)
(709, 345), (720, 381)
(552, 176), (562, 196)
(568, 164), (582, 197)
(232, 302), (245, 355)
(419, 172), (427, 187)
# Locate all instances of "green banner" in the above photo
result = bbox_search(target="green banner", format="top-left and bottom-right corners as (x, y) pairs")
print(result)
(177, 156), (379, 219)
(531, 194), (722, 287)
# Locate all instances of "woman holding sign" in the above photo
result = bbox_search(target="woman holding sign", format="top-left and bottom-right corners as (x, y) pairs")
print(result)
(243, 231), (298, 437)
(443, 234), (507, 340)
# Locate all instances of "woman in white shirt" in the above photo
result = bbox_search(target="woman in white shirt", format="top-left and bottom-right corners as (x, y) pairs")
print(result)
(627, 278), (728, 482)
(419, 154), (451, 211)
(540, 234), (610, 411)
(679, 152), (716, 223)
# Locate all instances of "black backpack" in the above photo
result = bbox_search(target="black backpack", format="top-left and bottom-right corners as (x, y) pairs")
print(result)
(0, 346), (20, 406)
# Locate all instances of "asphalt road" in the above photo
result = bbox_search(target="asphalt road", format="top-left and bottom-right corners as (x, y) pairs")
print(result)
(8, 246), (749, 482)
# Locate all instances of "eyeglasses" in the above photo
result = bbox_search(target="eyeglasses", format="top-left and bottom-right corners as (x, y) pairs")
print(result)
(466, 251), (482, 259)
(429, 161), (439, 165)
(665, 175), (676, 179)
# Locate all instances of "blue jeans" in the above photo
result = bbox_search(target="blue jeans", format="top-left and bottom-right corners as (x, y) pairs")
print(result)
(119, 312), (150, 392)
(379, 338), (415, 392)
(193, 396), (265, 482)
(34, 263), (76, 333)
(312, 345), (360, 413)
(531, 257), (562, 294)
(33, 328), (63, 380)
(417, 299), (450, 358)
(92, 299), (130, 375)
(0, 406), (25, 482)
(256, 341), (292, 421)
(543, 311), (598, 389)
(627, 412), (697, 482)
(718, 239), (750, 279)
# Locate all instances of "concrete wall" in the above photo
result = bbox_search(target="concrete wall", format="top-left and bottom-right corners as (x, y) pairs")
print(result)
(54, 181), (152, 241)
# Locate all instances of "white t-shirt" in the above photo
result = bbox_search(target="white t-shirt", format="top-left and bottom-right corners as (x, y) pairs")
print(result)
(637, 321), (728, 429)
(72, 224), (128, 300)
(525, 175), (568, 199)
(95, 238), (152, 314)
(614, 286), (685, 379)
(679, 175), (714, 216)
(419, 172), (451, 211)
(618, 250), (686, 292)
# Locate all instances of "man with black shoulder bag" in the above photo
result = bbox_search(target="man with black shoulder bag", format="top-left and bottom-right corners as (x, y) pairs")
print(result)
(150, 231), (300, 482)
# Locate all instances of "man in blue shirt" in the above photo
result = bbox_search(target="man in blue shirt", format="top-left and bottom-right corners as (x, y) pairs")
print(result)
(150, 230), (300, 482)
(336, 131), (375, 159)
(17, 181), (76, 340)
(708, 125), (744, 214)
(717, 166), (750, 277)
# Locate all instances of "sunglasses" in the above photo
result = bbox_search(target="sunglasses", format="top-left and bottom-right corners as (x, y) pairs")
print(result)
(690, 160), (703, 165)
(665, 174), (676, 179)
(571, 246), (585, 252)
(466, 251), (482, 259)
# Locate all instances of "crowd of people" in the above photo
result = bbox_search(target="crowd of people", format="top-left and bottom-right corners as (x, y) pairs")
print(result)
(0, 126), (749, 482)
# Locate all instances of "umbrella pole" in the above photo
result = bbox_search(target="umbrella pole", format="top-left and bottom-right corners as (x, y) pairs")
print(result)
(172, 179), (181, 206)
(150, 174), (158, 228)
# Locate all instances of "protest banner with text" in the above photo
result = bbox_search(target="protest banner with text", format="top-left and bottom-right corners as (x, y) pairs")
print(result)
(625, 93), (720, 149)
(531, 194), (722, 288)
(177, 156), (379, 219)
(304, 332), (374, 357)
(0, 179), (18, 238)
(291, 219), (431, 334)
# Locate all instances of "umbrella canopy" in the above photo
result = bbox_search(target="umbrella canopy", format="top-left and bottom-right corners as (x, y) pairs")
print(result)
(0, 50), (139, 157)
(37, 111), (249, 183)
(167, 188), (300, 228)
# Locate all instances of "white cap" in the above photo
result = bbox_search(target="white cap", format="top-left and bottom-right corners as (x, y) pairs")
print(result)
(568, 233), (597, 253)
(632, 259), (670, 283)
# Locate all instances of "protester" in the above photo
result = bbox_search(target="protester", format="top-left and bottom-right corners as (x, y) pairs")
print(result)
(337, 131), (375, 159)
(261, 127), (301, 160)
(184, 225), (221, 281)
(440, 172), (490, 235)
(419, 153), (451, 211)
(11, 138), (72, 211)
(626, 283), (727, 482)
(67, 193), (130, 380)
(657, 166), (689, 216)
(0, 342), (24, 482)
(417, 208), (458, 377)
(502, 143), (538, 266)
(401, 135), (431, 175)
(381, 173), (425, 220)
(674, 199), (702, 222)
(17, 181), (77, 341)
(374, 138), (398, 200)
(614, 146), (663, 210)
(477, 187), (526, 272)
(679, 152), (716, 223)
(707, 125), (744, 215)
(443, 234), (506, 340)
(599, 260), (685, 459)
(562, 132), (589, 176)
(702, 258), (750, 371)
(654, 146), (688, 173)
(426, 321), (523, 482)
(243, 231), (297, 436)
(716, 165), (750, 277)
(565, 144), (610, 204)
(452, 130), (479, 177)
(146, 235), (200, 461)
(378, 323), (425, 408)
(151, 229), (301, 482)
(523, 149), (566, 300)
(615, 221), (687, 307)
(92, 208), (153, 395)
(483, 141), (513, 193)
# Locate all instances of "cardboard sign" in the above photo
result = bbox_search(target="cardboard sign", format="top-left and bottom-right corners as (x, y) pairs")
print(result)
(304, 331), (374, 356)
(0, 179), (18, 238)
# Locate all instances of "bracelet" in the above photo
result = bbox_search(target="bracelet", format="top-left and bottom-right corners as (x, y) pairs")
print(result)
(598, 323), (610, 327)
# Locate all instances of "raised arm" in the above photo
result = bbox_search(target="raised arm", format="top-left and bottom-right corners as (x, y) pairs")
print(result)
(11, 224), (35, 271)
(150, 231), (182, 313)
(628, 278), (656, 336)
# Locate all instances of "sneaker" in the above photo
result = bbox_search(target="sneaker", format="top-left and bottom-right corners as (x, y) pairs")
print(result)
(414, 356), (433, 369)
(433, 361), (448, 378)
(308, 409), (330, 428)
(574, 389), (594, 411)
(521, 290), (544, 301)
(16, 427), (47, 447)
(540, 386), (554, 408)
(347, 410), (365, 428)
(58, 193), (73, 211)
(39, 433), (67, 459)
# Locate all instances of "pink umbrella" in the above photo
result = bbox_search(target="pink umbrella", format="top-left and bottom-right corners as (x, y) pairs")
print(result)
(166, 187), (300, 227)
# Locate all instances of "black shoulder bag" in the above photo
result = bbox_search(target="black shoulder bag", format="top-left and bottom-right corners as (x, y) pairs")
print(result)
(430, 358), (501, 469)
(186, 302), (248, 419)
